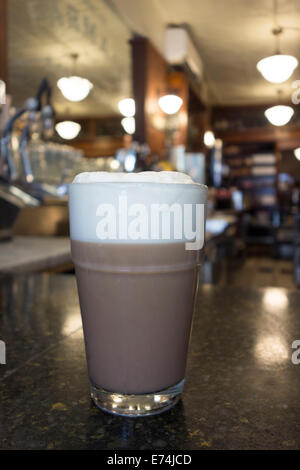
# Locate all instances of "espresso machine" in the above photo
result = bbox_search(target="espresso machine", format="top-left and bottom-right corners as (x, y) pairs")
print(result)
(0, 89), (40, 241)
(0, 78), (70, 239)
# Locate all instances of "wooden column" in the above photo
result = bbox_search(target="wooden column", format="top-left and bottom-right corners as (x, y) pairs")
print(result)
(131, 36), (190, 157)
(130, 36), (147, 144)
(0, 0), (8, 89)
(167, 71), (189, 146)
(131, 36), (167, 156)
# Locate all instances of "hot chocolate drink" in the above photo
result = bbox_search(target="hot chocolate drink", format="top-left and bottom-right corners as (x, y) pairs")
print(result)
(69, 171), (207, 416)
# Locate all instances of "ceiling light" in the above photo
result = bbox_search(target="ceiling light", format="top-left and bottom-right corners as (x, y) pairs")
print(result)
(257, 54), (298, 84)
(118, 98), (135, 117)
(124, 152), (136, 172)
(57, 76), (93, 102)
(110, 159), (120, 170)
(204, 130), (215, 147)
(256, 22), (298, 84)
(294, 148), (300, 160)
(263, 288), (288, 311)
(121, 117), (135, 135)
(57, 53), (93, 102)
(158, 94), (183, 115)
(264, 105), (294, 126)
(55, 121), (81, 140)
(0, 79), (5, 105)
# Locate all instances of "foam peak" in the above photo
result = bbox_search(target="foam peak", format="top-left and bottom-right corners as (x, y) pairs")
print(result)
(72, 171), (197, 185)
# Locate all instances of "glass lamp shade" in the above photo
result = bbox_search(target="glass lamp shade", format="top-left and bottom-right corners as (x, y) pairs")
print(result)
(124, 152), (136, 172)
(118, 98), (135, 117)
(55, 121), (81, 140)
(0, 79), (5, 104)
(158, 94), (183, 115)
(256, 54), (298, 84)
(294, 148), (300, 161)
(121, 117), (135, 135)
(203, 130), (216, 147)
(57, 76), (93, 102)
(264, 105), (294, 126)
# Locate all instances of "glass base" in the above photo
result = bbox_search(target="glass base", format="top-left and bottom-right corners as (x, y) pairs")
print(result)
(90, 379), (184, 417)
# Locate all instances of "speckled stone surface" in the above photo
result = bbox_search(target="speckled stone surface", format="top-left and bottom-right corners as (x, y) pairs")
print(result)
(0, 274), (300, 450)
(0, 237), (71, 273)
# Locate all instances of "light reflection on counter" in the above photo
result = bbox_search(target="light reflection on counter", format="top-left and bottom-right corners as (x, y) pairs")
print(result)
(254, 288), (290, 368)
(263, 288), (288, 313)
(62, 307), (82, 335)
(255, 334), (289, 366)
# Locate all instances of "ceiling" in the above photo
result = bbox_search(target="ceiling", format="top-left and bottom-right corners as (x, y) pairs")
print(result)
(7, 0), (300, 116)
(112, 0), (300, 106)
(8, 0), (132, 116)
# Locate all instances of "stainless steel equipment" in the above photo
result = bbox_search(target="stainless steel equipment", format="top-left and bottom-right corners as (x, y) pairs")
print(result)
(0, 179), (39, 240)
(0, 78), (122, 237)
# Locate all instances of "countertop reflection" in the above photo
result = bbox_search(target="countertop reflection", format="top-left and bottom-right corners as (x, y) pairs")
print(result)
(0, 274), (300, 450)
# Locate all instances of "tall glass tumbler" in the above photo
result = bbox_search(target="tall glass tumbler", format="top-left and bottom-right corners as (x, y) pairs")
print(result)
(69, 172), (207, 416)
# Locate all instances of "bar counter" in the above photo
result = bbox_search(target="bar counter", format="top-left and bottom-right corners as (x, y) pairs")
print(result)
(0, 273), (299, 450)
(0, 237), (71, 273)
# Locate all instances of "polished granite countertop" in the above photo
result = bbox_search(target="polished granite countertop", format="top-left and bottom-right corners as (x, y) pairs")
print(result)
(0, 237), (71, 273)
(0, 273), (300, 450)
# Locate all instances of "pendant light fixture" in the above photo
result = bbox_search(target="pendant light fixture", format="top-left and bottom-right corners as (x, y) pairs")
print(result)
(57, 53), (93, 102)
(118, 98), (136, 134)
(203, 130), (216, 148)
(121, 117), (135, 135)
(264, 91), (294, 126)
(264, 105), (294, 126)
(257, 27), (298, 83)
(0, 79), (5, 105)
(118, 98), (135, 117)
(158, 94), (183, 115)
(158, 72), (184, 115)
(55, 121), (81, 140)
(256, 0), (298, 84)
(257, 52), (298, 84)
(294, 148), (300, 161)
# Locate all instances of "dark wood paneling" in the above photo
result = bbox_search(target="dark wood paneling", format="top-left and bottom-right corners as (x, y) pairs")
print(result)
(131, 36), (147, 143)
(187, 109), (210, 152)
(131, 36), (167, 156)
(279, 149), (300, 178)
(168, 71), (189, 147)
(216, 126), (300, 146)
(56, 115), (123, 137)
(145, 38), (167, 155)
(131, 37), (190, 156)
(72, 136), (125, 158)
(212, 103), (300, 131)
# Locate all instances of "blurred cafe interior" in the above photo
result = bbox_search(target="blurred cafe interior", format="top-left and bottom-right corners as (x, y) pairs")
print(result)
(2, 0), (300, 451)
(1, 0), (300, 288)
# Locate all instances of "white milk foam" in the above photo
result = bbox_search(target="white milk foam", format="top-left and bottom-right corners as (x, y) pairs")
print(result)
(73, 171), (196, 185)
(69, 171), (207, 245)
